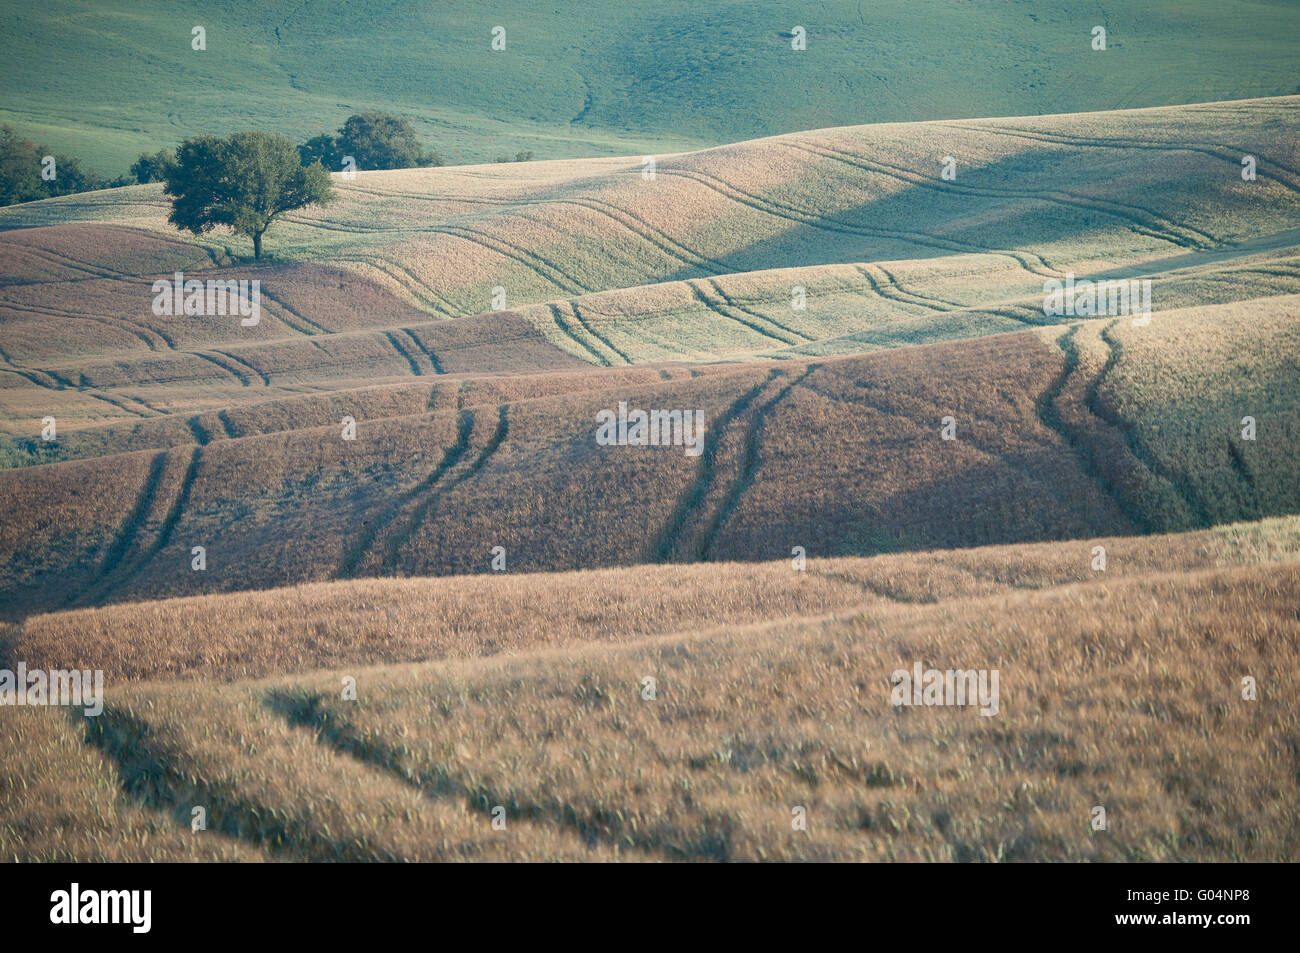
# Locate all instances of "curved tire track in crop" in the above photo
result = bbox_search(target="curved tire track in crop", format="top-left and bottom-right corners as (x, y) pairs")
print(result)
(80, 705), (370, 861)
(341, 183), (734, 276)
(389, 404), (510, 572)
(547, 303), (612, 365)
(569, 301), (632, 364)
(338, 410), (475, 579)
(0, 301), (169, 351)
(872, 264), (967, 309)
(256, 288), (327, 335)
(1035, 324), (1146, 532)
(688, 281), (802, 346)
(706, 279), (815, 342)
(335, 255), (459, 315)
(791, 139), (1219, 250)
(1093, 322), (1214, 527)
(210, 349), (271, 386)
(437, 224), (592, 296)
(955, 123), (1300, 196)
(382, 330), (424, 376)
(659, 166), (1063, 279)
(72, 451), (169, 607)
(701, 365), (818, 560)
(266, 689), (672, 860)
(75, 445), (203, 606)
(651, 369), (783, 563)
(399, 328), (445, 374)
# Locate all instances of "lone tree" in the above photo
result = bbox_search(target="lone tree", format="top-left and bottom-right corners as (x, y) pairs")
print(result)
(165, 130), (334, 260)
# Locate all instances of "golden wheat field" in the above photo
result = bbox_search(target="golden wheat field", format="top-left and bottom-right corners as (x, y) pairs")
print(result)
(2, 96), (1299, 864)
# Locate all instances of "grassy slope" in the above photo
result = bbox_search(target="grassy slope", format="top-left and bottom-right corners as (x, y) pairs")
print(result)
(1, 296), (1298, 614)
(1, 102), (1297, 613)
(1, 97), (1297, 441)
(3, 1), (1300, 173)
(2, 95), (1298, 861)
(3, 518), (1297, 861)
(7, 515), (1299, 683)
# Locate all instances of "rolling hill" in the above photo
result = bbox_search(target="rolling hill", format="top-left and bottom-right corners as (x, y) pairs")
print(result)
(2, 94), (1298, 863)
(1, 98), (1298, 614)
(4, 518), (1298, 861)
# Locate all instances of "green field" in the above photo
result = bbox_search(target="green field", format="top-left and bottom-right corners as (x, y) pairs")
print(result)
(3, 0), (1300, 174)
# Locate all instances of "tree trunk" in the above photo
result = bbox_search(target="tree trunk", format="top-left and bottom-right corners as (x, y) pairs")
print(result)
(253, 231), (263, 261)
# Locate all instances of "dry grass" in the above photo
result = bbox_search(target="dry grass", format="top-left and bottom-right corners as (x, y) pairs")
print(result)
(6, 515), (1297, 685)
(3, 296), (1298, 612)
(4, 544), (1295, 861)
(2, 99), (1298, 862)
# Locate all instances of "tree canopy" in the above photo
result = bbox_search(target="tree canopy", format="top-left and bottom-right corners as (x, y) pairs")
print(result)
(0, 124), (112, 207)
(298, 111), (442, 172)
(130, 149), (176, 184)
(165, 130), (334, 260)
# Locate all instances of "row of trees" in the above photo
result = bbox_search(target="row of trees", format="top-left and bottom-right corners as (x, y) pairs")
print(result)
(0, 125), (129, 205)
(1, 112), (463, 208)
(4, 112), (541, 260)
(164, 112), (454, 260)
(131, 111), (446, 187)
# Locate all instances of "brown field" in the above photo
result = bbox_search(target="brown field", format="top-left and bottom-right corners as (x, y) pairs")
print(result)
(1, 296), (1296, 617)
(2, 98), (1298, 862)
(6, 515), (1298, 685)
(2, 527), (1297, 861)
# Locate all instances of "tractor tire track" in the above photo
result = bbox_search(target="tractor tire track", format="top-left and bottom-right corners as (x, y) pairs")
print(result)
(297, 218), (594, 297)
(76, 445), (203, 606)
(700, 365), (818, 560)
(210, 349), (271, 386)
(217, 410), (239, 438)
(570, 301), (632, 364)
(44, 368), (154, 417)
(1226, 438), (1263, 521)
(1094, 322), (1214, 526)
(382, 329), (424, 376)
(651, 369), (783, 563)
(337, 409), (475, 579)
(1036, 323), (1146, 532)
(687, 282), (800, 346)
(3, 245), (118, 280)
(854, 264), (954, 311)
(0, 301), (167, 351)
(187, 415), (212, 445)
(872, 264), (968, 309)
(71, 450), (170, 607)
(952, 123), (1300, 195)
(79, 705), (362, 862)
(190, 351), (252, 386)
(390, 404), (510, 570)
(104, 445), (203, 601)
(400, 328), (445, 374)
(707, 279), (814, 342)
(265, 689), (673, 860)
(340, 183), (735, 275)
(335, 255), (458, 315)
(547, 302), (611, 365)
(0, 346), (63, 390)
(659, 166), (1062, 278)
(257, 287), (327, 334)
(437, 224), (591, 295)
(791, 139), (1218, 250)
